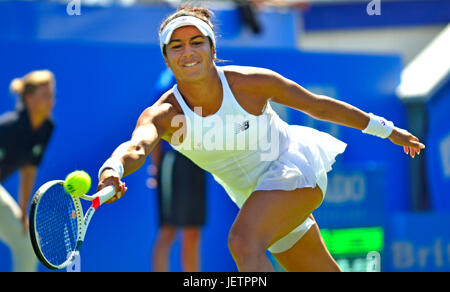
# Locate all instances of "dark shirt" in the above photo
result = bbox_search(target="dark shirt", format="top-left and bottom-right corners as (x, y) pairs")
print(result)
(0, 108), (54, 182)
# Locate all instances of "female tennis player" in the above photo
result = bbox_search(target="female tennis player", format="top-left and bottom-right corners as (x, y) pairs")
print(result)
(97, 5), (425, 272)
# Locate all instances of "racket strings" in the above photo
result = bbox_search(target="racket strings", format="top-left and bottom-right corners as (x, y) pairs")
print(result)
(35, 184), (79, 266)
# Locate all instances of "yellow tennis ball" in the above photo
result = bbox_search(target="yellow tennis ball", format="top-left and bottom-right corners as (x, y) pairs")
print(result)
(64, 170), (91, 197)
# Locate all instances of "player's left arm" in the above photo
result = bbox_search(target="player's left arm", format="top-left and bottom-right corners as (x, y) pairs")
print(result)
(254, 68), (425, 157)
(18, 165), (37, 231)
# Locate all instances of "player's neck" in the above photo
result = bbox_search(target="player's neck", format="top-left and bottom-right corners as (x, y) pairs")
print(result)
(176, 67), (223, 116)
(27, 109), (47, 131)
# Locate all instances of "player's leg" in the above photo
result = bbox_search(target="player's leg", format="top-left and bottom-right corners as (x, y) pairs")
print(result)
(152, 149), (178, 272)
(272, 215), (341, 272)
(176, 152), (206, 272)
(227, 186), (323, 272)
(152, 225), (176, 272)
(181, 227), (201, 272)
(0, 184), (37, 272)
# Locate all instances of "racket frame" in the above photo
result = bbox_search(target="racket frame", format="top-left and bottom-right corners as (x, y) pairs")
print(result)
(29, 180), (115, 270)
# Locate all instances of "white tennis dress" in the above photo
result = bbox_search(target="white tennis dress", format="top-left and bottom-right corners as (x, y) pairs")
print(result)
(170, 67), (346, 253)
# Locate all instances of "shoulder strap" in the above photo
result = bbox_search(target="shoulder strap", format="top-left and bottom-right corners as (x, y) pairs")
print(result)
(171, 84), (193, 116)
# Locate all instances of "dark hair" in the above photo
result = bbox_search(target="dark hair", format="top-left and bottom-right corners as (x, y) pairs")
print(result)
(160, 4), (215, 34)
(160, 4), (216, 58)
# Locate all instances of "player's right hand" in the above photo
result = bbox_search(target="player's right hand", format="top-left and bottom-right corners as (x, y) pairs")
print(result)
(97, 169), (127, 204)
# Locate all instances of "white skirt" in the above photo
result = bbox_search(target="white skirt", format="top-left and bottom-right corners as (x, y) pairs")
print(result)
(255, 125), (347, 197)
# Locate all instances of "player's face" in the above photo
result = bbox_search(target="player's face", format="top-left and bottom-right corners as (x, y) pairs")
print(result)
(164, 26), (216, 82)
(27, 83), (55, 118)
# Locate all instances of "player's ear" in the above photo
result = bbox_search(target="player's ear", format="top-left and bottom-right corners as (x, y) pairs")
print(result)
(162, 46), (170, 68)
(212, 46), (217, 61)
(163, 58), (170, 68)
(163, 54), (170, 68)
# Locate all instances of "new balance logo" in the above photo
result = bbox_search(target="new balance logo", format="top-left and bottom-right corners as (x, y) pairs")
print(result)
(235, 120), (250, 134)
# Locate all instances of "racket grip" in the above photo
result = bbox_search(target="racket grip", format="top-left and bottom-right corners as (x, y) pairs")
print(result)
(95, 185), (116, 205)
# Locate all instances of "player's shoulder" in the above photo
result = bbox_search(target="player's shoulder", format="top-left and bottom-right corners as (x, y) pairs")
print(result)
(0, 110), (19, 126)
(141, 89), (182, 123)
(221, 65), (281, 91)
(222, 65), (278, 77)
(0, 109), (21, 135)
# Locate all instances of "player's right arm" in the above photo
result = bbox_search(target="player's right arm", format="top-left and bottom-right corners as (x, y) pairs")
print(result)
(97, 94), (178, 203)
(114, 108), (162, 176)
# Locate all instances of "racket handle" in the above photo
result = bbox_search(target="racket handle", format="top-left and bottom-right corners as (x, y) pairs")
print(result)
(95, 185), (116, 205)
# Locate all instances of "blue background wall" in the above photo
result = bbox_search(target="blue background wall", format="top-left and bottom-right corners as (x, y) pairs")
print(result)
(0, 1), (448, 272)
(427, 82), (450, 212)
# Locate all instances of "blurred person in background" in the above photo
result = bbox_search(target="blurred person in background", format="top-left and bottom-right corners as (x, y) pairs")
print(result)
(150, 140), (206, 272)
(0, 70), (55, 272)
(149, 69), (207, 272)
(252, 0), (309, 9)
(250, 0), (311, 13)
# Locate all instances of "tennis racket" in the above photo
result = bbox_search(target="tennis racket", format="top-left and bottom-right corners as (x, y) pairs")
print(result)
(29, 180), (116, 270)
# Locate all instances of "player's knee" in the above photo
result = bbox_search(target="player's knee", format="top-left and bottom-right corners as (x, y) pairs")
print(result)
(228, 229), (264, 259)
(158, 226), (176, 244)
(183, 228), (201, 244)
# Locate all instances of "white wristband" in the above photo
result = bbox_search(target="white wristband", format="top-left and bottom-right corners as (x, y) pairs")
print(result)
(362, 113), (394, 139)
(98, 157), (124, 180)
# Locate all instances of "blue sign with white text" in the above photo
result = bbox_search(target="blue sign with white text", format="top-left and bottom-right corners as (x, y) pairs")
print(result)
(314, 164), (387, 229)
(385, 213), (450, 272)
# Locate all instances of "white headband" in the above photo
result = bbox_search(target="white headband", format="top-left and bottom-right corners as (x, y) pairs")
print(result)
(159, 16), (216, 52)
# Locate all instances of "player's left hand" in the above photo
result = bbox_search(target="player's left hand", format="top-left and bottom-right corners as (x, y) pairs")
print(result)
(388, 127), (425, 158)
